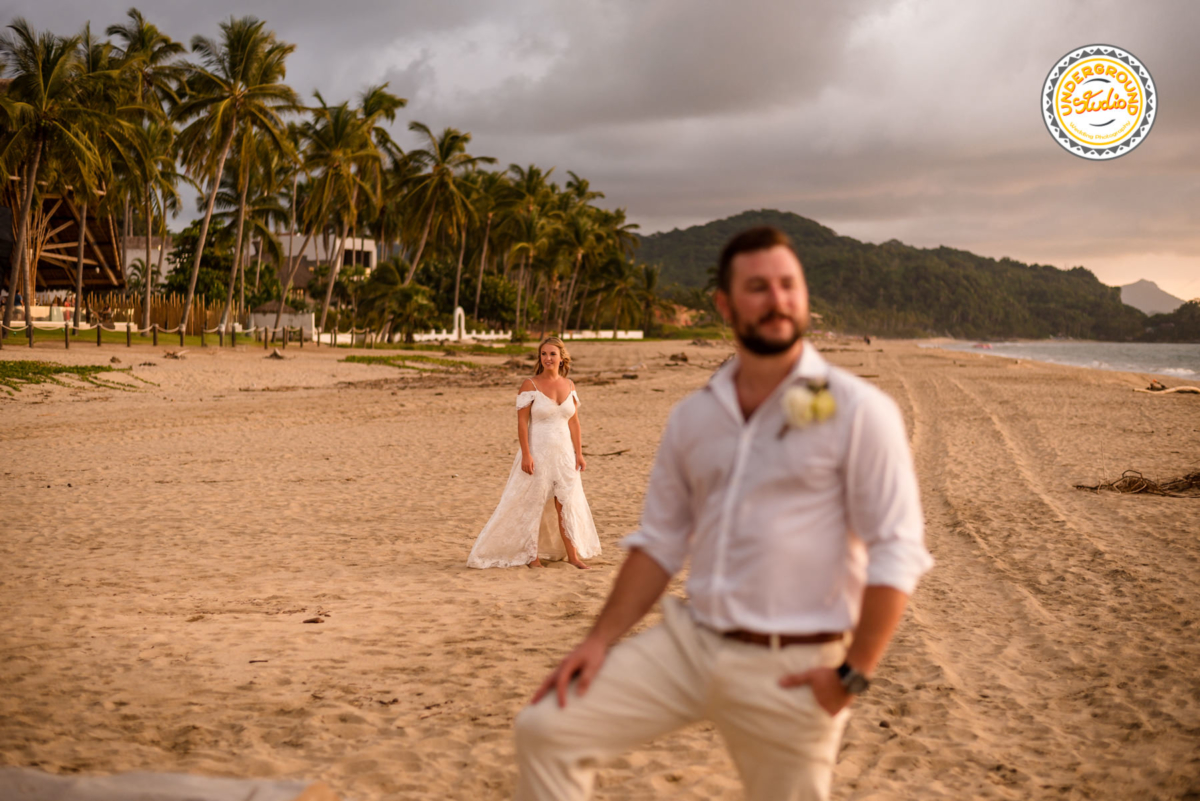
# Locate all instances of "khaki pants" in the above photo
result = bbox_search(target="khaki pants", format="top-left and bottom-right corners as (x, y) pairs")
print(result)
(514, 599), (850, 801)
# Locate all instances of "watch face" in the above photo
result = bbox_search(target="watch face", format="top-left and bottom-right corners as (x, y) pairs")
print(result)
(838, 663), (870, 694)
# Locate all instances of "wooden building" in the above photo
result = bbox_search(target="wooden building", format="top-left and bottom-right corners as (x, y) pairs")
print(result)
(1, 190), (125, 294)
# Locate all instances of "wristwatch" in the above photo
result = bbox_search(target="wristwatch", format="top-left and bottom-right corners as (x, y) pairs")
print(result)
(836, 661), (870, 695)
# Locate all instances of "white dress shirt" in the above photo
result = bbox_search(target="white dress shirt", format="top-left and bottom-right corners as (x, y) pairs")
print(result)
(622, 344), (932, 634)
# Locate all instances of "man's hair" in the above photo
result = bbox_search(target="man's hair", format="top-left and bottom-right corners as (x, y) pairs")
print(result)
(716, 226), (799, 293)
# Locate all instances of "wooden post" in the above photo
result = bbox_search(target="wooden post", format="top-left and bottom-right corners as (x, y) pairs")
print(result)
(179, 326), (185, 346)
(299, 327), (304, 349)
(96, 322), (102, 347)
(28, 322), (34, 348)
(201, 327), (206, 348)
(152, 324), (158, 347)
(231, 328), (237, 348)
(126, 322), (132, 347)
(218, 328), (224, 348)
(282, 327), (288, 349)
(64, 323), (70, 349)
(263, 327), (269, 350)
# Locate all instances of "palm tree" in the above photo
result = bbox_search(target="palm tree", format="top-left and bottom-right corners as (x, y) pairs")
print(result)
(299, 95), (380, 333)
(402, 122), (494, 285)
(601, 257), (643, 338)
(556, 208), (601, 331)
(360, 258), (436, 343)
(0, 20), (101, 329)
(173, 16), (298, 333)
(105, 10), (181, 282)
(217, 117), (294, 333)
(106, 8), (184, 109)
(468, 169), (509, 320)
(637, 264), (673, 334)
(67, 23), (122, 330)
(133, 118), (183, 330)
(126, 256), (162, 294)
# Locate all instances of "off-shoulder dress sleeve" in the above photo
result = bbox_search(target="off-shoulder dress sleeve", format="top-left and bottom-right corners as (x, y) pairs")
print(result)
(516, 390), (538, 410)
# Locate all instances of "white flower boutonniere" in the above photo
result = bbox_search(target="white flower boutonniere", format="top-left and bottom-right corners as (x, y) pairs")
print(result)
(778, 380), (836, 439)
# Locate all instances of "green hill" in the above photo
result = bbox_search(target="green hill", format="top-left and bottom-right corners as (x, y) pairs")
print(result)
(637, 209), (1147, 340)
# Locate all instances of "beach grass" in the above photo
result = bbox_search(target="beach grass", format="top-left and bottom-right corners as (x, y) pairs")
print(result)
(0, 360), (145, 394)
(342, 353), (483, 371)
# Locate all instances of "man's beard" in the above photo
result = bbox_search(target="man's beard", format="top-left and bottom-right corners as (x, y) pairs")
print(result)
(730, 307), (806, 355)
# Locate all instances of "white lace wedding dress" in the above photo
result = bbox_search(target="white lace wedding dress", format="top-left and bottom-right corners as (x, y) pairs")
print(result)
(467, 387), (602, 568)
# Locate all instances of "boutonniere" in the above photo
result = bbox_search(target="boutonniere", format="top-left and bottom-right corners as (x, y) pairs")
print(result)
(777, 380), (836, 439)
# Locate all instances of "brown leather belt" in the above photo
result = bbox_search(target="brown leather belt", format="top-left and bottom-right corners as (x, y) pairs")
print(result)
(721, 630), (844, 647)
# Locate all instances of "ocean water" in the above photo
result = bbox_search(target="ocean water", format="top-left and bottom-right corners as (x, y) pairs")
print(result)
(923, 341), (1200, 380)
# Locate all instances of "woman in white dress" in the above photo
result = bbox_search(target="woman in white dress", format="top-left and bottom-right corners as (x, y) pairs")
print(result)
(467, 337), (601, 569)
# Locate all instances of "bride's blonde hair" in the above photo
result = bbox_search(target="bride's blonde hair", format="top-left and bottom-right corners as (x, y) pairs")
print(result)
(534, 336), (571, 377)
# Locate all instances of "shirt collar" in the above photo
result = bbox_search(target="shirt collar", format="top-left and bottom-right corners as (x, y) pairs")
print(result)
(707, 341), (830, 424)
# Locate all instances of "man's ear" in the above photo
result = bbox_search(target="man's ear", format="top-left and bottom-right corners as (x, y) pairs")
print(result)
(713, 289), (732, 324)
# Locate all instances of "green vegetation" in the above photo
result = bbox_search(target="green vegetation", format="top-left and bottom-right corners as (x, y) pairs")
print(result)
(342, 353), (482, 370)
(638, 209), (1153, 341)
(369, 341), (533, 356)
(0, 360), (137, 393)
(1141, 300), (1200, 343)
(0, 11), (661, 347)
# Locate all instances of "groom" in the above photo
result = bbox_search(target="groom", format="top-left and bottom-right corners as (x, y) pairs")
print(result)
(513, 226), (933, 801)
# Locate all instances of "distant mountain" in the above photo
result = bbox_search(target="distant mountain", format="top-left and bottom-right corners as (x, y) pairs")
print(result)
(1120, 279), (1184, 315)
(636, 209), (1148, 340)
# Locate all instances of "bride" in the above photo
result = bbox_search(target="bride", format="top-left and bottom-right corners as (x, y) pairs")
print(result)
(467, 336), (601, 569)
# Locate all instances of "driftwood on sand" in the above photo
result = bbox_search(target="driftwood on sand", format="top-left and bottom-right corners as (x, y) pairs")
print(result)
(1133, 386), (1200, 394)
(1135, 379), (1199, 395)
(1075, 469), (1200, 497)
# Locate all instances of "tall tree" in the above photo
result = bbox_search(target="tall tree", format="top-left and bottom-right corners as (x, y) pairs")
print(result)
(402, 122), (494, 285)
(173, 16), (297, 333)
(0, 19), (130, 330)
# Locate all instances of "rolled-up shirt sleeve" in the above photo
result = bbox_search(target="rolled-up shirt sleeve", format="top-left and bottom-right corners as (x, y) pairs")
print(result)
(621, 406), (693, 576)
(845, 389), (933, 594)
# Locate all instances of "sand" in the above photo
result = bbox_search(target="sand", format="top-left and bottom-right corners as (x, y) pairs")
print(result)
(1, 337), (1198, 800)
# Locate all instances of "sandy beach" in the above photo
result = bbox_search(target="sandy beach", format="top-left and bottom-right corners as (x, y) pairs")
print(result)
(1, 337), (1198, 800)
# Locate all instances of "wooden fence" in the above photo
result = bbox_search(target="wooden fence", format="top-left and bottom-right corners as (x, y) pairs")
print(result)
(87, 293), (244, 335)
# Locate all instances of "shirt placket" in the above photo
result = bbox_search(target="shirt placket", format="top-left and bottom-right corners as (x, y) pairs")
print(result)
(712, 414), (760, 627)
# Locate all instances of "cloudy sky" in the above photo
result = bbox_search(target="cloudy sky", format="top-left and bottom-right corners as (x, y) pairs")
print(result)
(10, 0), (1199, 299)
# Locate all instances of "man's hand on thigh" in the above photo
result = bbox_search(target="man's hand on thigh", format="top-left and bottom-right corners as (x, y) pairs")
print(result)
(532, 635), (608, 708)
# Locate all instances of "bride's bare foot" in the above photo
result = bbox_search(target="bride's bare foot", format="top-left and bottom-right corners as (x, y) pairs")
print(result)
(528, 559), (544, 568)
(568, 559), (591, 570)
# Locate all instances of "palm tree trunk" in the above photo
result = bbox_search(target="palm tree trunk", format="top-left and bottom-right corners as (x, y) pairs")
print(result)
(74, 200), (87, 330)
(515, 252), (528, 332)
(318, 220), (350, 333)
(120, 197), (130, 275)
(404, 201), (436, 285)
(274, 227), (313, 332)
(573, 282), (589, 331)
(153, 207), (167, 326)
(473, 212), (492, 320)
(562, 252), (583, 331)
(452, 224), (467, 313)
(2, 163), (33, 332)
(143, 189), (153, 330)
(180, 122), (238, 334)
(253, 237), (263, 290)
(590, 291), (603, 332)
(222, 175), (251, 334)
(539, 273), (551, 338)
(4, 145), (43, 330)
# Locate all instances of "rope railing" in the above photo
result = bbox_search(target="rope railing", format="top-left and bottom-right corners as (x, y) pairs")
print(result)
(0, 318), (400, 351)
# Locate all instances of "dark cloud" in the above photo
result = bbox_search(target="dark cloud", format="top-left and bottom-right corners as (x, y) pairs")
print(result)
(6, 0), (1198, 297)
